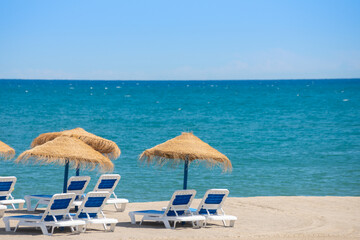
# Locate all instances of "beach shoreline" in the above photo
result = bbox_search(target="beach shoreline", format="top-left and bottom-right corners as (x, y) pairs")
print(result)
(0, 196), (359, 240)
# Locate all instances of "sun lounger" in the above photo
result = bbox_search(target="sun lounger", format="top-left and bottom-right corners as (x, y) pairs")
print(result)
(25, 176), (90, 211)
(71, 191), (118, 232)
(74, 174), (128, 212)
(0, 176), (25, 210)
(190, 189), (237, 227)
(129, 190), (205, 229)
(3, 193), (86, 236)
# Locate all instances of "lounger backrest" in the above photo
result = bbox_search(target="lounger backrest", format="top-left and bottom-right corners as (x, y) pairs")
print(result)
(0, 176), (16, 200)
(196, 189), (229, 215)
(75, 191), (110, 219)
(41, 193), (75, 222)
(67, 176), (91, 199)
(164, 189), (196, 217)
(93, 174), (120, 194)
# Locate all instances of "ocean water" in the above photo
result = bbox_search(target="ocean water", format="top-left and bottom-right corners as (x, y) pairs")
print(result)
(0, 79), (359, 202)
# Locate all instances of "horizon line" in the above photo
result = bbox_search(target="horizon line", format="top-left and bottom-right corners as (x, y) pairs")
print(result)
(1, 78), (360, 81)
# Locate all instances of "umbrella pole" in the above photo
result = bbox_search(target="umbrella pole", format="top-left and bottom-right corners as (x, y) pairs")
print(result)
(63, 160), (69, 193)
(183, 159), (189, 190)
(76, 167), (80, 176)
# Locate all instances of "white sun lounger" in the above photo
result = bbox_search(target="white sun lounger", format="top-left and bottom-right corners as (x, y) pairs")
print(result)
(25, 176), (91, 211)
(0, 176), (25, 210)
(3, 193), (86, 236)
(74, 174), (128, 212)
(71, 191), (118, 232)
(129, 190), (205, 229)
(190, 189), (237, 227)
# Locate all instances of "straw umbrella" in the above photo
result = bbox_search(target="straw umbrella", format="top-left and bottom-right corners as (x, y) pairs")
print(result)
(31, 127), (120, 175)
(140, 132), (232, 189)
(0, 140), (15, 160)
(17, 136), (114, 193)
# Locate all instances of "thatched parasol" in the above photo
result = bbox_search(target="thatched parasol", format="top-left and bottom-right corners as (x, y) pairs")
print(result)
(31, 127), (120, 160)
(0, 140), (15, 160)
(139, 132), (232, 189)
(17, 136), (114, 192)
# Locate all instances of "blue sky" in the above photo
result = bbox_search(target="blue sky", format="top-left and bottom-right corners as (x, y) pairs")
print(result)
(0, 0), (359, 80)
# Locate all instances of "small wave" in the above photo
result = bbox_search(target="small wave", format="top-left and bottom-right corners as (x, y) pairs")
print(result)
(343, 99), (349, 102)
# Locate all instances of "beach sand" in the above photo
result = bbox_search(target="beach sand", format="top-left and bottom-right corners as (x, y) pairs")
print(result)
(0, 196), (359, 240)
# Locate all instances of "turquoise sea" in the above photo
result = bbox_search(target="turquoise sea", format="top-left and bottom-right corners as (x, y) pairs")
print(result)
(0, 79), (359, 202)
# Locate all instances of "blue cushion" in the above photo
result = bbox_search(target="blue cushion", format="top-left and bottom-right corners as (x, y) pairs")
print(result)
(84, 197), (106, 208)
(8, 215), (42, 220)
(205, 194), (225, 204)
(68, 180), (87, 191)
(44, 215), (64, 221)
(172, 194), (192, 205)
(77, 212), (98, 218)
(0, 182), (12, 191)
(134, 210), (164, 214)
(50, 198), (72, 210)
(198, 208), (217, 215)
(167, 210), (185, 216)
(0, 196), (7, 200)
(98, 179), (116, 189)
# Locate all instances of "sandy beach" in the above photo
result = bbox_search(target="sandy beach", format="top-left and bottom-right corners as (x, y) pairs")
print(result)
(0, 196), (359, 240)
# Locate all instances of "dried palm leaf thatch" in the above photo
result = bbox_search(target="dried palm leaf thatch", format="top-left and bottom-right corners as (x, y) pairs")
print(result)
(139, 132), (232, 171)
(18, 136), (114, 172)
(31, 127), (120, 160)
(0, 140), (15, 160)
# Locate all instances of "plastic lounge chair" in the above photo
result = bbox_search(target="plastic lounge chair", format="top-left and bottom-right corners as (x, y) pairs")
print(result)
(3, 193), (86, 236)
(129, 190), (205, 229)
(72, 191), (118, 232)
(74, 174), (128, 212)
(25, 176), (90, 211)
(0, 176), (25, 210)
(190, 189), (237, 227)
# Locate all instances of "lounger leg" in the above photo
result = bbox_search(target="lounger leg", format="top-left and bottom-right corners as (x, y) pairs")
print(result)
(24, 196), (33, 211)
(39, 224), (50, 235)
(203, 220), (208, 227)
(34, 202), (40, 211)
(114, 203), (126, 212)
(10, 203), (16, 210)
(199, 220), (205, 228)
(3, 218), (11, 231)
(222, 220), (227, 226)
(129, 212), (136, 224)
(18, 202), (24, 210)
(193, 220), (202, 229)
(103, 223), (108, 231)
(229, 220), (235, 227)
(14, 222), (20, 232)
(163, 220), (171, 229)
(110, 223), (116, 232)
